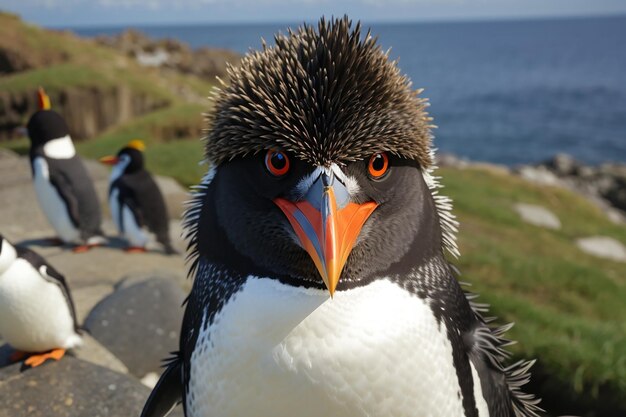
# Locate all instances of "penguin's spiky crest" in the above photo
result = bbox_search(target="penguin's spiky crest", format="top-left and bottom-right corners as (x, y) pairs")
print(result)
(204, 16), (434, 168)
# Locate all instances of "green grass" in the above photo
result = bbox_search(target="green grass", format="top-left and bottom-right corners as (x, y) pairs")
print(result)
(0, 64), (111, 93)
(439, 167), (626, 415)
(76, 103), (208, 186)
(143, 140), (207, 187)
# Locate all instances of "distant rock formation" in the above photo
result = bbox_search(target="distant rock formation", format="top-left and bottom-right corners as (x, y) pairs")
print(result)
(437, 152), (626, 223)
(95, 29), (241, 81)
(517, 154), (626, 222)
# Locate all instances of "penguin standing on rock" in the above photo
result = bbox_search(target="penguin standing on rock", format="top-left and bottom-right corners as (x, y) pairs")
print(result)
(0, 235), (82, 367)
(27, 88), (105, 252)
(100, 141), (176, 254)
(142, 17), (542, 417)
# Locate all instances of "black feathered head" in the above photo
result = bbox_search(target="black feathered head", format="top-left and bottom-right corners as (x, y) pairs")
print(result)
(27, 110), (71, 150)
(187, 16), (459, 294)
(205, 16), (434, 168)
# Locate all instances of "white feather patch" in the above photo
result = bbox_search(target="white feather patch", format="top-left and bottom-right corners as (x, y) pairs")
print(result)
(186, 278), (466, 417)
(42, 135), (76, 159)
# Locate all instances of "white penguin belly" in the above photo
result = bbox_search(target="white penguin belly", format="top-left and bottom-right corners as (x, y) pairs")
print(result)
(0, 260), (80, 352)
(109, 188), (149, 247)
(187, 278), (474, 417)
(32, 157), (80, 243)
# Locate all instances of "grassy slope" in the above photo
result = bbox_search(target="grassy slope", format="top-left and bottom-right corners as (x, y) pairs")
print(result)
(0, 13), (174, 101)
(439, 167), (626, 415)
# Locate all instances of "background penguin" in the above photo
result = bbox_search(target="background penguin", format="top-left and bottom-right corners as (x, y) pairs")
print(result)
(0, 234), (82, 367)
(142, 17), (542, 417)
(100, 140), (177, 254)
(27, 87), (105, 252)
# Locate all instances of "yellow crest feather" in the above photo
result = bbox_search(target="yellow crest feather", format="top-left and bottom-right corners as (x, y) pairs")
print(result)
(127, 140), (146, 152)
(38, 87), (51, 110)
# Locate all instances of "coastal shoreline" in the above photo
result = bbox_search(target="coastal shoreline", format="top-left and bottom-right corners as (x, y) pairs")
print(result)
(438, 152), (626, 224)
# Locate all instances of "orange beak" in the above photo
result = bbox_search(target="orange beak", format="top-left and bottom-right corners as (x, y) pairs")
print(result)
(274, 170), (378, 297)
(99, 155), (119, 165)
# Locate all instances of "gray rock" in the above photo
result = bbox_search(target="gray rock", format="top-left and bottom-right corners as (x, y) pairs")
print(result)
(605, 208), (626, 224)
(0, 356), (184, 417)
(84, 277), (185, 377)
(576, 236), (626, 262)
(515, 165), (563, 187)
(435, 153), (469, 168)
(522, 155), (626, 222)
(72, 284), (114, 324)
(605, 179), (626, 212)
(546, 153), (581, 176)
(513, 203), (562, 230)
(70, 333), (129, 375)
(116, 269), (191, 293)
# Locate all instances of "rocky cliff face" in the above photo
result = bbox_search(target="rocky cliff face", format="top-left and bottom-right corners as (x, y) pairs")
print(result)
(0, 86), (169, 141)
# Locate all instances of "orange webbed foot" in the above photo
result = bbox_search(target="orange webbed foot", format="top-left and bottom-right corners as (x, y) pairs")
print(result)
(125, 246), (147, 254)
(24, 348), (66, 368)
(72, 244), (92, 253)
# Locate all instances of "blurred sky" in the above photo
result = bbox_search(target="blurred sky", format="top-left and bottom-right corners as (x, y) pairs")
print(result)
(1, 0), (626, 27)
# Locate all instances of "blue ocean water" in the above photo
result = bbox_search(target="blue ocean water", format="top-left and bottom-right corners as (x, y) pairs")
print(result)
(74, 16), (626, 165)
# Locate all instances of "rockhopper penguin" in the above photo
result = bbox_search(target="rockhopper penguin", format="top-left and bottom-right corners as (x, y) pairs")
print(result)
(141, 17), (542, 417)
(0, 235), (82, 367)
(27, 88), (105, 252)
(100, 140), (177, 254)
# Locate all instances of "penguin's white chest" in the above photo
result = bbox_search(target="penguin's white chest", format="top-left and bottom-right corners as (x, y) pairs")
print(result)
(0, 260), (80, 352)
(187, 278), (478, 417)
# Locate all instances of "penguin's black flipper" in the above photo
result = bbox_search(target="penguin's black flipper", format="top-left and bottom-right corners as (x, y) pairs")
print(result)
(48, 170), (80, 227)
(141, 359), (183, 417)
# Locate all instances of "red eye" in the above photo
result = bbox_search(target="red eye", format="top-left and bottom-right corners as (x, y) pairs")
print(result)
(368, 152), (389, 179)
(265, 150), (290, 177)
